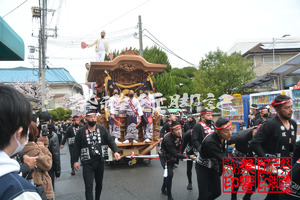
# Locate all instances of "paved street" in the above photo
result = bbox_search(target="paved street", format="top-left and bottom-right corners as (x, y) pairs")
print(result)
(55, 145), (266, 200)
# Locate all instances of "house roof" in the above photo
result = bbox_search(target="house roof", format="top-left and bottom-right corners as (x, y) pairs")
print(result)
(242, 53), (300, 89)
(227, 42), (259, 55)
(243, 42), (300, 57)
(0, 67), (77, 83)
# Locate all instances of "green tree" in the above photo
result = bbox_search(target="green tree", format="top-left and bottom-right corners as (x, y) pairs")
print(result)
(169, 67), (197, 96)
(143, 46), (172, 72)
(43, 107), (72, 121)
(182, 66), (197, 79)
(193, 49), (255, 102)
(152, 71), (177, 105)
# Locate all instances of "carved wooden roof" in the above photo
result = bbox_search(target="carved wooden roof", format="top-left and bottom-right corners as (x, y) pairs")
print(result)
(88, 49), (167, 85)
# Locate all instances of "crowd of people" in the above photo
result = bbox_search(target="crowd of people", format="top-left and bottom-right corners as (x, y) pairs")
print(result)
(0, 85), (120, 200)
(158, 95), (300, 200)
(1, 84), (300, 200)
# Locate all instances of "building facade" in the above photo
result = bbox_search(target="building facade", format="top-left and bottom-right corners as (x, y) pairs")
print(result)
(0, 67), (83, 110)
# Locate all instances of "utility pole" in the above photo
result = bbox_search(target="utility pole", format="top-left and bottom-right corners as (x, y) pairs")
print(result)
(138, 15), (143, 57)
(41, 0), (47, 111)
(38, 29), (42, 78)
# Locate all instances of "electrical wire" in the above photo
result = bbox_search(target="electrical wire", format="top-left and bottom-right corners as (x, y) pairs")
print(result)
(81, 0), (151, 41)
(143, 29), (196, 66)
(2, 0), (29, 18)
(143, 34), (196, 67)
(46, 61), (70, 81)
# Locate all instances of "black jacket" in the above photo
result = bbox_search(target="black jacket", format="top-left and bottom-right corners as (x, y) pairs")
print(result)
(182, 129), (193, 154)
(228, 129), (253, 156)
(191, 121), (214, 151)
(160, 121), (171, 138)
(10, 152), (31, 179)
(250, 115), (297, 158)
(199, 131), (236, 175)
(73, 124), (119, 165)
(48, 131), (61, 178)
(247, 112), (260, 128)
(161, 132), (186, 163)
(183, 118), (196, 133)
(61, 124), (81, 146)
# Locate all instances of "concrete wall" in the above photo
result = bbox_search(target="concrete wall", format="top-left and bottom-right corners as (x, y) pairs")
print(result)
(252, 53), (297, 77)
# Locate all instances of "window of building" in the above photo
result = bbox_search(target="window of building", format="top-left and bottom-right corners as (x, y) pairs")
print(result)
(263, 55), (280, 64)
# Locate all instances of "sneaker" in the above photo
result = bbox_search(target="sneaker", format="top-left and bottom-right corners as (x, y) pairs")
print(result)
(123, 139), (129, 144)
(143, 138), (151, 143)
(71, 171), (75, 175)
(115, 138), (122, 144)
(133, 140), (138, 143)
(187, 183), (192, 190)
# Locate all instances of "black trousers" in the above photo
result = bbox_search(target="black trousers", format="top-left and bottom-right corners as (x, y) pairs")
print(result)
(243, 172), (280, 200)
(195, 163), (221, 200)
(187, 160), (193, 183)
(69, 144), (75, 171)
(48, 169), (55, 191)
(160, 156), (175, 198)
(83, 161), (104, 200)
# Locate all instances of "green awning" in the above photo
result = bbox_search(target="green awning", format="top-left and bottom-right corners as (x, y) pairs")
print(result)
(168, 109), (182, 113)
(0, 16), (24, 61)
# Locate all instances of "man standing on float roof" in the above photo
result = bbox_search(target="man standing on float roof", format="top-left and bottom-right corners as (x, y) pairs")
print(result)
(87, 30), (109, 62)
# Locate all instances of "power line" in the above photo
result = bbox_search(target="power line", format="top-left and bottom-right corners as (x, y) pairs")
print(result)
(81, 0), (151, 40)
(3, 0), (29, 18)
(143, 34), (196, 67)
(143, 29), (196, 66)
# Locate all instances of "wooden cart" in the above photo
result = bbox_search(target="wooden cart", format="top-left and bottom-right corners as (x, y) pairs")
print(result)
(88, 48), (166, 165)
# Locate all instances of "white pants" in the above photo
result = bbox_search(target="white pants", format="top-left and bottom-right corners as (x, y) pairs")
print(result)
(90, 82), (96, 94)
(96, 51), (105, 62)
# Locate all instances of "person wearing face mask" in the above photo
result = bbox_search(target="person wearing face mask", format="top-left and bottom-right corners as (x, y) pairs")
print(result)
(191, 109), (215, 152)
(184, 115), (196, 133)
(73, 111), (121, 200)
(0, 85), (41, 200)
(196, 118), (234, 200)
(120, 90), (143, 144)
(159, 121), (196, 200)
(249, 95), (296, 200)
(22, 121), (54, 200)
(254, 106), (269, 126)
(61, 115), (81, 175)
(108, 88), (122, 144)
(87, 30), (110, 62)
(38, 111), (61, 192)
(139, 89), (156, 143)
(247, 104), (259, 128)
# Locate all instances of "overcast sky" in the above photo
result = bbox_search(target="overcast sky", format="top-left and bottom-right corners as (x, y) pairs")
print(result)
(1, 0), (300, 92)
